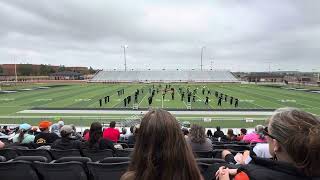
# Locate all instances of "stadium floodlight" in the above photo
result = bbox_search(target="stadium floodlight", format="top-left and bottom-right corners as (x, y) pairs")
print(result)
(121, 45), (128, 71)
(200, 46), (206, 71)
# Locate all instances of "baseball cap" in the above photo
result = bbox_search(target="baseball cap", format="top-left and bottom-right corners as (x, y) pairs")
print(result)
(39, 121), (52, 129)
(58, 120), (64, 126)
(19, 123), (32, 131)
(60, 125), (74, 134)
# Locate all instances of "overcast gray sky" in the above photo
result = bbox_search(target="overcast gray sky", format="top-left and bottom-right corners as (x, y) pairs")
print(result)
(0, 0), (320, 72)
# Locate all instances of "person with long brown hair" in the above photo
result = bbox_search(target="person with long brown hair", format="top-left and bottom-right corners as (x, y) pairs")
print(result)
(187, 124), (213, 152)
(121, 109), (203, 180)
(213, 108), (320, 180)
(81, 122), (116, 153)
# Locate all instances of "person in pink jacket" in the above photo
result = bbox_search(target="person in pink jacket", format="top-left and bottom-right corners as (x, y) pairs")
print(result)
(242, 125), (267, 143)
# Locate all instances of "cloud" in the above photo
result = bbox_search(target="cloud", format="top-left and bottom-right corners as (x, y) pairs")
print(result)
(0, 0), (319, 71)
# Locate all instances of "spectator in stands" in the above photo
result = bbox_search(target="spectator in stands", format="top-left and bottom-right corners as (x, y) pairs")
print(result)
(207, 129), (213, 138)
(182, 127), (189, 138)
(70, 124), (83, 140)
(119, 127), (128, 142)
(127, 124), (139, 145)
(214, 108), (320, 179)
(51, 120), (64, 136)
(0, 126), (9, 135)
(242, 125), (266, 143)
(226, 129), (237, 141)
(0, 140), (4, 149)
(34, 120), (60, 145)
(186, 124), (213, 152)
(222, 142), (272, 165)
(103, 121), (120, 142)
(30, 126), (39, 136)
(236, 128), (247, 141)
(82, 122), (116, 153)
(121, 109), (203, 180)
(51, 125), (81, 150)
(12, 123), (35, 144)
(213, 126), (225, 140)
(83, 129), (90, 141)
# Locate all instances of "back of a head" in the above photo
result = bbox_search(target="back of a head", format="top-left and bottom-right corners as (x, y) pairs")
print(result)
(129, 109), (202, 180)
(216, 126), (221, 131)
(109, 121), (116, 128)
(240, 128), (247, 135)
(255, 125), (264, 134)
(190, 124), (206, 144)
(60, 125), (74, 138)
(182, 128), (189, 136)
(89, 122), (103, 147)
(269, 108), (320, 176)
(227, 128), (234, 136)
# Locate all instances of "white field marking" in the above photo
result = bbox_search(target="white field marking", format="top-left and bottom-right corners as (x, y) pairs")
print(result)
(295, 89), (309, 91)
(0, 98), (15, 101)
(21, 89), (33, 91)
(281, 87), (296, 90)
(35, 99), (53, 101)
(278, 99), (296, 103)
(214, 87), (266, 109)
(0, 91), (17, 93)
(311, 91), (320, 93)
(240, 99), (255, 102)
(248, 89), (316, 108)
(195, 94), (215, 109)
(176, 92), (188, 108)
(38, 87), (50, 89)
(17, 109), (276, 116)
(75, 99), (91, 102)
(155, 99), (170, 102)
(138, 92), (149, 106)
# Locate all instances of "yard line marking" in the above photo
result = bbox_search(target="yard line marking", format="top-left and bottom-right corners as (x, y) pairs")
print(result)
(176, 90), (188, 108)
(195, 94), (215, 109)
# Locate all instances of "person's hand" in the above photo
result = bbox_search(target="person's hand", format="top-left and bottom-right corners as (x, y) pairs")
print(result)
(215, 167), (238, 180)
(215, 166), (230, 180)
(234, 153), (245, 164)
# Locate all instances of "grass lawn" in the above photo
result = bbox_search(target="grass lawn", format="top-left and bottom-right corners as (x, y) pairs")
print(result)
(0, 82), (319, 127)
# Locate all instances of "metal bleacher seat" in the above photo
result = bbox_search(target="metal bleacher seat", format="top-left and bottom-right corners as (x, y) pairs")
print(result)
(99, 157), (130, 163)
(87, 162), (129, 180)
(0, 155), (6, 162)
(34, 161), (88, 180)
(0, 161), (39, 180)
(194, 151), (213, 158)
(224, 144), (251, 151)
(117, 148), (133, 157)
(196, 158), (226, 164)
(16, 149), (53, 162)
(13, 156), (48, 163)
(0, 148), (20, 160)
(81, 149), (113, 162)
(54, 156), (92, 164)
(50, 149), (82, 160)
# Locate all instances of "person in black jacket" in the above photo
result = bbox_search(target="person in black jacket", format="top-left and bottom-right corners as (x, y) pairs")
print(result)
(51, 125), (82, 150)
(213, 126), (225, 139)
(212, 108), (320, 180)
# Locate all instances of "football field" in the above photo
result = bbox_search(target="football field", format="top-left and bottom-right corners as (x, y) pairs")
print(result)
(0, 83), (319, 127)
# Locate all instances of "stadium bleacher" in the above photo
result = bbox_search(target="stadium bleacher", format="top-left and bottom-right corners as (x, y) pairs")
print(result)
(0, 140), (251, 180)
(90, 70), (238, 82)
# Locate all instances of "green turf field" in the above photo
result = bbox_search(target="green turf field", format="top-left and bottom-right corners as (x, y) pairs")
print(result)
(0, 83), (319, 127)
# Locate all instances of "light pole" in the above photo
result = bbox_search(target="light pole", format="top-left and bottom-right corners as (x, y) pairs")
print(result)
(121, 45), (128, 71)
(200, 46), (205, 71)
(210, 59), (214, 70)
